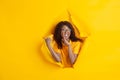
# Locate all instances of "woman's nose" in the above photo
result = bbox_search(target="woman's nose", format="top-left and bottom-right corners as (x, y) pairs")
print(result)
(65, 31), (69, 34)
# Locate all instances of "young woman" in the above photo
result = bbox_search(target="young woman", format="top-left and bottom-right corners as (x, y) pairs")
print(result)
(45, 21), (83, 67)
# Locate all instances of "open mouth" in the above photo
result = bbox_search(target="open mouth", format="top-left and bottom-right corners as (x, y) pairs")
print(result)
(65, 34), (68, 37)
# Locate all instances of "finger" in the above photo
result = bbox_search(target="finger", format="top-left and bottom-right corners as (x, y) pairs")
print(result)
(63, 36), (66, 41)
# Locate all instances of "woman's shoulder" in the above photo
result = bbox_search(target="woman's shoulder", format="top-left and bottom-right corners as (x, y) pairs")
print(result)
(71, 40), (81, 46)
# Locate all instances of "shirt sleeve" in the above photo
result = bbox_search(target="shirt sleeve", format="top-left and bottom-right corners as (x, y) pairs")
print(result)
(52, 41), (61, 54)
(72, 41), (81, 54)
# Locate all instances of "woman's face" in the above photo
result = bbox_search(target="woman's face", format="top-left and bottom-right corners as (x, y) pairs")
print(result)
(61, 25), (71, 40)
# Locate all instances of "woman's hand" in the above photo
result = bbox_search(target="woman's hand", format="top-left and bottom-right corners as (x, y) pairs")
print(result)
(45, 37), (51, 46)
(62, 37), (70, 46)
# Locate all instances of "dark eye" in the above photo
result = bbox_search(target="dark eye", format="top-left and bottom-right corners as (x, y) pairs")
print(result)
(61, 29), (65, 31)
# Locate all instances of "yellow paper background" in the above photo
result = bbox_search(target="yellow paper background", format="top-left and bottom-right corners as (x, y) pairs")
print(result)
(0, 0), (120, 80)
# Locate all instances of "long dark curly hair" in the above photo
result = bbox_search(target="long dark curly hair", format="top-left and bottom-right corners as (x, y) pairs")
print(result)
(53, 21), (83, 49)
